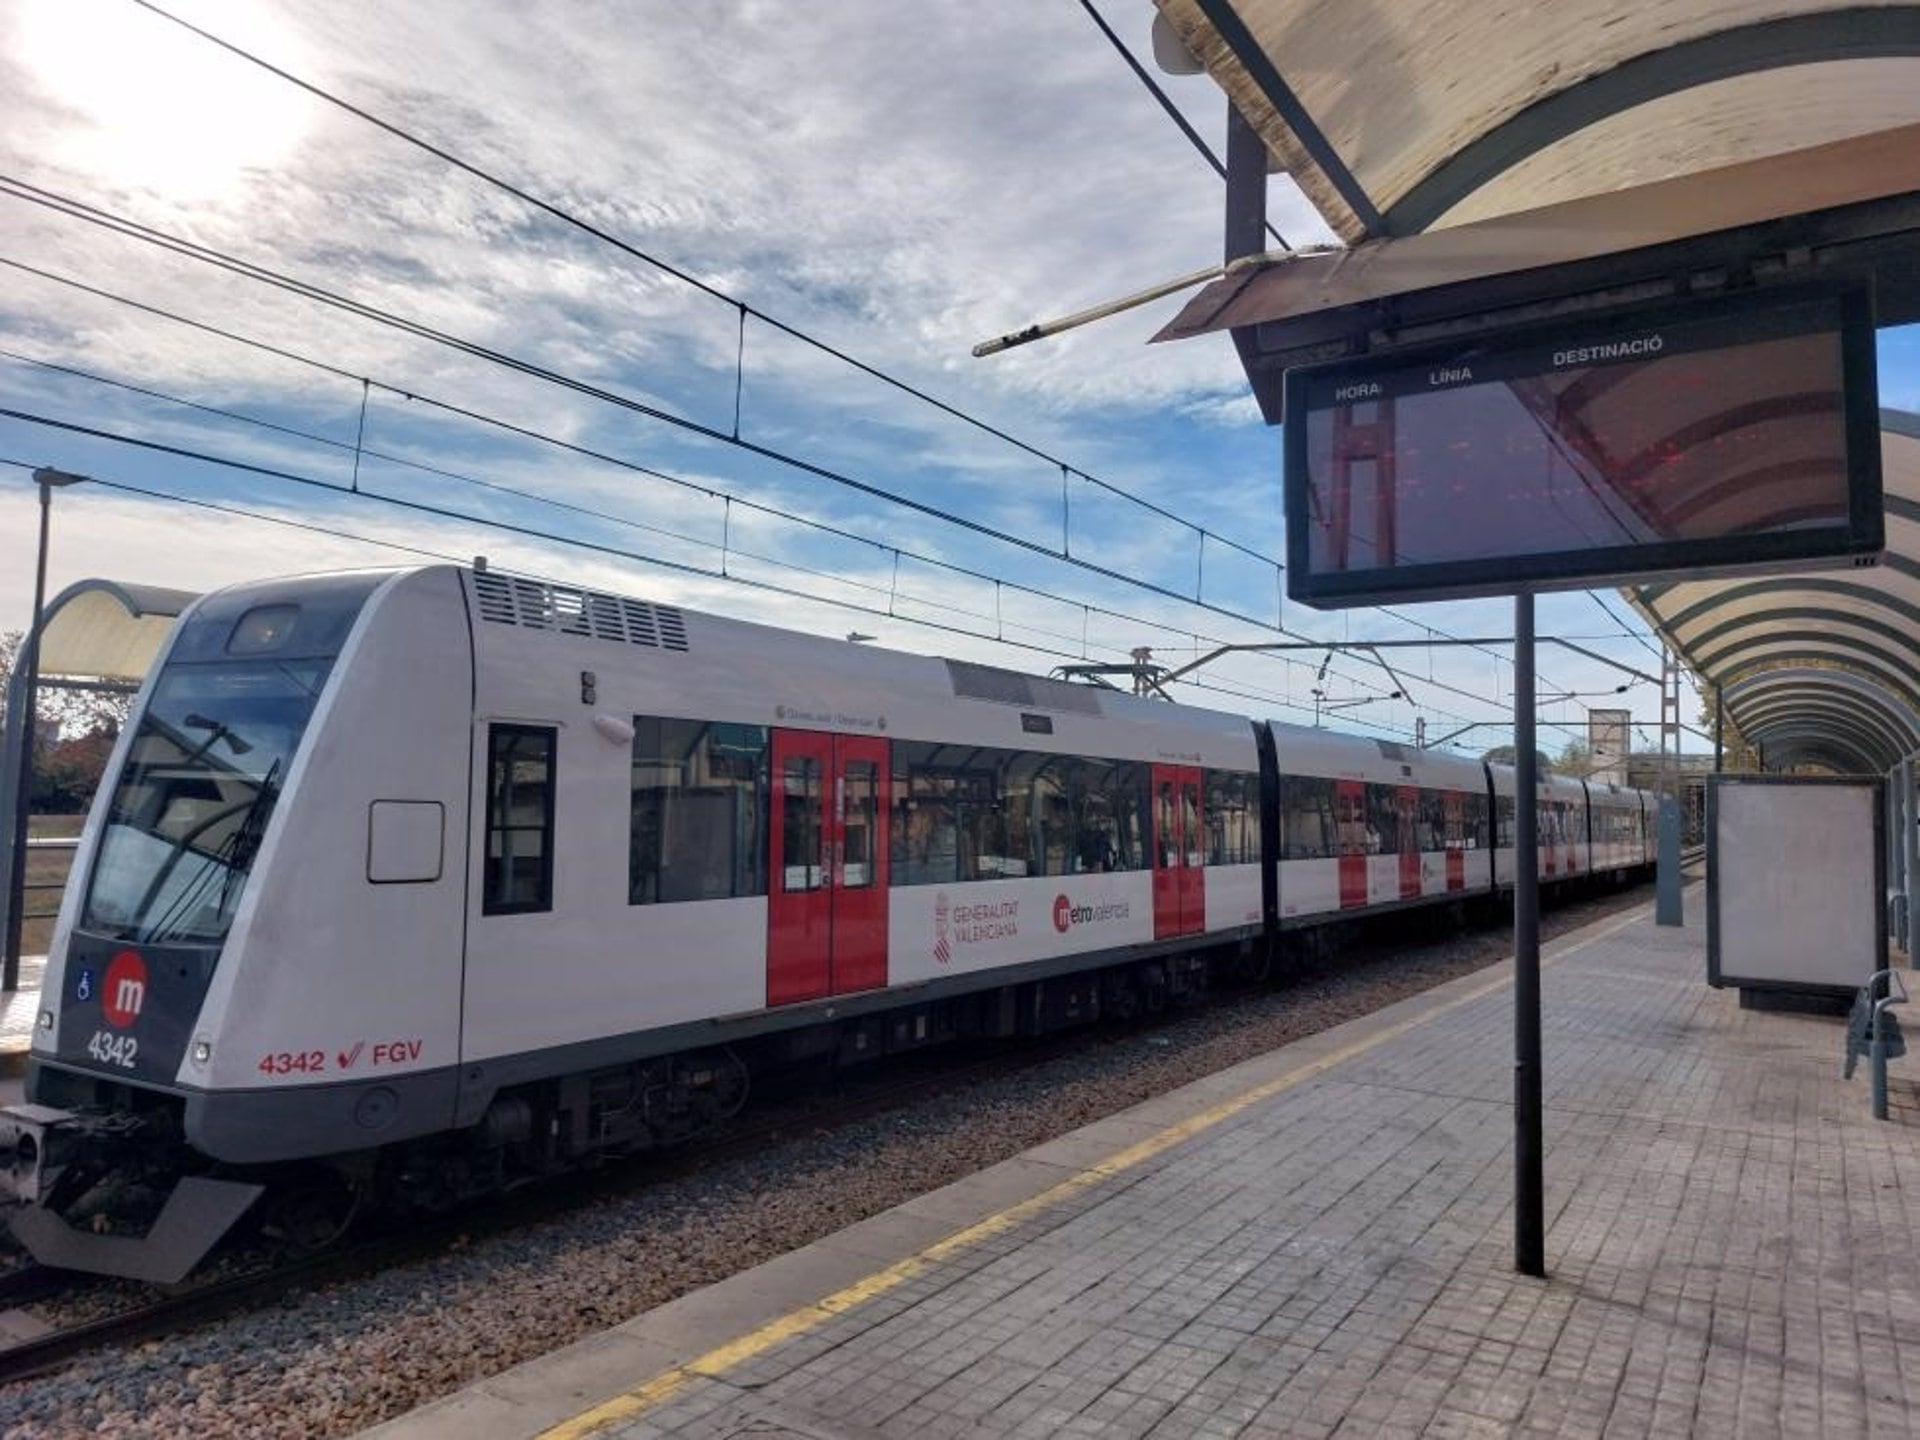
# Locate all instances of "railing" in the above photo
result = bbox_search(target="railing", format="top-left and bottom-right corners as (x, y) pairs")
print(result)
(1846, 969), (1910, 1120)
(20, 836), (77, 924)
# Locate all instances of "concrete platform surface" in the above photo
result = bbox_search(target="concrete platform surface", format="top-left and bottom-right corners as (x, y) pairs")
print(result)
(0, 955), (45, 1078)
(352, 899), (1920, 1437)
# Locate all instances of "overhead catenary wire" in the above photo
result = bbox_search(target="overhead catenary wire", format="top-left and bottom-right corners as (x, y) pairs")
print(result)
(2, 348), (1387, 701)
(0, 450), (1602, 752)
(4, 344), (1530, 726)
(0, 255), (1481, 719)
(0, 414), (1455, 736)
(0, 179), (1287, 636)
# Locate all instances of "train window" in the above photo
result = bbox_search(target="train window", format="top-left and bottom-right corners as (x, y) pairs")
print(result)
(1495, 794), (1516, 848)
(781, 756), (824, 891)
(483, 725), (555, 915)
(892, 742), (1005, 885)
(629, 717), (768, 904)
(1464, 793), (1490, 850)
(1156, 778), (1177, 868)
(1064, 757), (1145, 874)
(1281, 776), (1334, 860)
(843, 760), (877, 888)
(1030, 760), (1072, 877)
(1368, 786), (1399, 856)
(1205, 771), (1257, 865)
(889, 746), (1146, 885)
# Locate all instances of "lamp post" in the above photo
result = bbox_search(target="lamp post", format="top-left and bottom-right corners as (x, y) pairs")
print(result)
(4, 467), (88, 989)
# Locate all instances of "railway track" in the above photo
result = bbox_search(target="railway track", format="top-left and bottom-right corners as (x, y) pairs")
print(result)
(0, 1033), (1082, 1384)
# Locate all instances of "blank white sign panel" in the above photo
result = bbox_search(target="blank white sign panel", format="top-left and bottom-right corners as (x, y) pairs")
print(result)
(1714, 782), (1878, 987)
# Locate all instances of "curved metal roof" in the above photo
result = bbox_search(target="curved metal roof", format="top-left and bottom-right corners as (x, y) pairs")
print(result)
(1153, 2), (1920, 773)
(1155, 1), (1920, 244)
(33, 579), (196, 682)
(1628, 412), (1920, 773)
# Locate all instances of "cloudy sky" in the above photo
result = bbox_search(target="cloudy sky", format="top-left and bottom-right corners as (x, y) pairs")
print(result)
(2, 0), (1901, 756)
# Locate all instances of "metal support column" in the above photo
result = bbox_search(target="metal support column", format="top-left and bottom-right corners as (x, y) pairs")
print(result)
(2, 481), (52, 991)
(1224, 102), (1266, 264)
(1890, 765), (1907, 956)
(1513, 593), (1545, 1278)
(1906, 757), (1920, 963)
(1655, 646), (1684, 926)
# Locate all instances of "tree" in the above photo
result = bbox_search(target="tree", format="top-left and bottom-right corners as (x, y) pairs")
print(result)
(0, 629), (133, 738)
(1554, 738), (1596, 777)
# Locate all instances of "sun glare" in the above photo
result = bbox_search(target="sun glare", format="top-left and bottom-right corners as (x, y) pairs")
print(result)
(14, 0), (311, 196)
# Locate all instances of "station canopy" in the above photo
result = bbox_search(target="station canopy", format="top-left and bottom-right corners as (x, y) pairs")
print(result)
(1150, 0), (1920, 774)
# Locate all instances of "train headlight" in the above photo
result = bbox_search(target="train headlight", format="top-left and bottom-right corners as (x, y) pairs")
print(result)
(227, 603), (300, 655)
(191, 1040), (212, 1065)
(36, 1010), (52, 1032)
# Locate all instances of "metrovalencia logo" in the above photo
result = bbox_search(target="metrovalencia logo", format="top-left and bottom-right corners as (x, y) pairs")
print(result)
(1052, 896), (1131, 933)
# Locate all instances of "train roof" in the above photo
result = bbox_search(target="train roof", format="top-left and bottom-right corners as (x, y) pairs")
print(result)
(1261, 717), (1486, 789)
(451, 565), (1262, 767)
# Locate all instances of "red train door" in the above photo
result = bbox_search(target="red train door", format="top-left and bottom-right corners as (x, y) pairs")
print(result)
(1396, 786), (1420, 899)
(1444, 792), (1466, 891)
(1151, 764), (1204, 938)
(1335, 779), (1368, 909)
(1179, 768), (1205, 934)
(768, 730), (890, 1005)
(834, 735), (890, 991)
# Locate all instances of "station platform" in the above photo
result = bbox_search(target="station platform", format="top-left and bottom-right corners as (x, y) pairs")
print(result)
(0, 956), (44, 1078)
(364, 893), (1920, 1440)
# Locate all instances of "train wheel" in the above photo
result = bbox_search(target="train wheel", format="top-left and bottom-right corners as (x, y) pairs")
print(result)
(258, 1162), (372, 1255)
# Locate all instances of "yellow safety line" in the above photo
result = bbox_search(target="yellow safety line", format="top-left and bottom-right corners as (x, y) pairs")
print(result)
(537, 904), (1650, 1439)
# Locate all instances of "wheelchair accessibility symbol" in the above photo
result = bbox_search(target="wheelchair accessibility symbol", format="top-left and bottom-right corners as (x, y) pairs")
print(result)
(76, 968), (93, 1002)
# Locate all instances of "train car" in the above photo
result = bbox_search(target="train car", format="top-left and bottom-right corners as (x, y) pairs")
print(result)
(1488, 765), (1594, 887)
(1584, 781), (1651, 877)
(1265, 724), (1490, 923)
(4, 565), (1265, 1277)
(0, 562), (1653, 1279)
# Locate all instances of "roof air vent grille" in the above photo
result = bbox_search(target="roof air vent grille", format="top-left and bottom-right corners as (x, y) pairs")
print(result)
(471, 571), (689, 652)
(946, 660), (1102, 715)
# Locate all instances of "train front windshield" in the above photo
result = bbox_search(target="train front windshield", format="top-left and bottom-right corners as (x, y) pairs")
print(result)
(80, 659), (331, 945)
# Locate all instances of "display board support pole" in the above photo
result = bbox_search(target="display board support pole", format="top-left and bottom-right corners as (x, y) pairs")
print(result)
(1656, 798), (1684, 926)
(1905, 758), (1919, 964)
(1513, 592), (1545, 1278)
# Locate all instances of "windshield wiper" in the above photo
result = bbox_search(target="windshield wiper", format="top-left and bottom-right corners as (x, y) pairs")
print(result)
(133, 761), (282, 945)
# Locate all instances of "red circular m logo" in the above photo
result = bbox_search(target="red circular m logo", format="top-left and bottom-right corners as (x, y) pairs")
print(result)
(1052, 895), (1071, 933)
(102, 950), (149, 1029)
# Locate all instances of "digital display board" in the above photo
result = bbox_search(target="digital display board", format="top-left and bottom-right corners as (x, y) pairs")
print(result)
(1282, 283), (1883, 607)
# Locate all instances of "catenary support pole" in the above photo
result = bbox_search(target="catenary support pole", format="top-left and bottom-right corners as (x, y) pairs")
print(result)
(1513, 591), (1545, 1278)
(1889, 766), (1904, 955)
(1906, 758), (1919, 964)
(3, 480), (52, 990)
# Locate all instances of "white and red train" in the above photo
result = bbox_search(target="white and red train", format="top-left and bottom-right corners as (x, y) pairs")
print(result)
(2, 565), (1651, 1277)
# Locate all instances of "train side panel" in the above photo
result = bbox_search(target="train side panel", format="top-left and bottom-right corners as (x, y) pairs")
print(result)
(453, 571), (1263, 1068)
